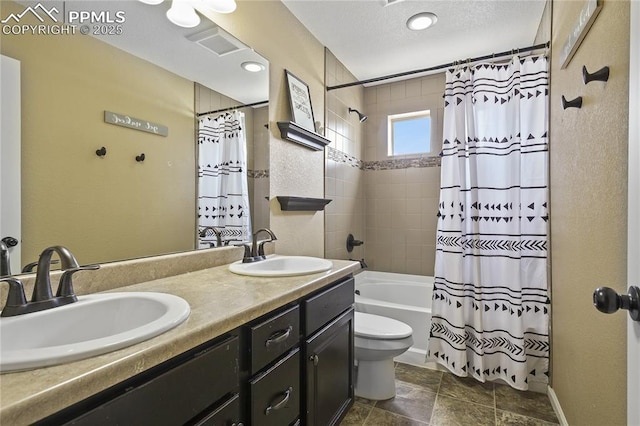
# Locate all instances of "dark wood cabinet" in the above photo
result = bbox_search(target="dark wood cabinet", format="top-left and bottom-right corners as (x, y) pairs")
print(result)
(191, 393), (241, 426)
(303, 277), (355, 426)
(249, 349), (300, 426)
(38, 275), (354, 426)
(304, 308), (354, 426)
(40, 334), (241, 426)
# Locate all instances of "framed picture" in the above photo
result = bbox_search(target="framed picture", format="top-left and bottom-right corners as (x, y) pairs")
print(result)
(285, 70), (316, 132)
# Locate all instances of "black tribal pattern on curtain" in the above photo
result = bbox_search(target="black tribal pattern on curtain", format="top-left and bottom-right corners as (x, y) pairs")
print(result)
(197, 111), (252, 247)
(427, 55), (550, 391)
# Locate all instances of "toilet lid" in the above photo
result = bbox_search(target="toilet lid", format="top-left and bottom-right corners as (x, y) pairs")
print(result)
(354, 312), (413, 339)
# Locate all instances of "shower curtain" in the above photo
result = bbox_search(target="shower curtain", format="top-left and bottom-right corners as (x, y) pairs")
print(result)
(427, 55), (549, 390)
(197, 111), (252, 247)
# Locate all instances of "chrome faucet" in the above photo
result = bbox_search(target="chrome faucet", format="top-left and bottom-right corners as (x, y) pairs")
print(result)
(239, 228), (277, 263)
(0, 245), (99, 317)
(199, 226), (224, 248)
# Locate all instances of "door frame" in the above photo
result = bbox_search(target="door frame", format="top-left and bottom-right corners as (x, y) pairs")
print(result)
(627, 1), (639, 425)
(0, 54), (22, 273)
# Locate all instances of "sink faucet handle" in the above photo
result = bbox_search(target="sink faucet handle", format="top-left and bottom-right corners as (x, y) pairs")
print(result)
(56, 264), (100, 298)
(234, 243), (252, 259)
(0, 278), (27, 317)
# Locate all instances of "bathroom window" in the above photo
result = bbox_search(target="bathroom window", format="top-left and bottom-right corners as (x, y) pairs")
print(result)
(387, 110), (431, 156)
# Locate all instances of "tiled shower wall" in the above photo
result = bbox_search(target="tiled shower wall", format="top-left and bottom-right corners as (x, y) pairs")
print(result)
(324, 50), (445, 275)
(362, 74), (445, 275)
(195, 84), (270, 234)
(324, 50), (366, 261)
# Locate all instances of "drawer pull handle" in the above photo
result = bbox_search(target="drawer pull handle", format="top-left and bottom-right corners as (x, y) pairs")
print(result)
(265, 386), (293, 415)
(265, 326), (293, 347)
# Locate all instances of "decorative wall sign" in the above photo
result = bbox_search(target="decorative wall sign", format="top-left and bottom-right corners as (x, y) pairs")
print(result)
(104, 111), (168, 136)
(559, 0), (602, 69)
(285, 70), (316, 132)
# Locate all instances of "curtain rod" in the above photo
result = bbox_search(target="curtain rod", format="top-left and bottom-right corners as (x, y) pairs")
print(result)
(197, 100), (269, 117)
(326, 41), (550, 91)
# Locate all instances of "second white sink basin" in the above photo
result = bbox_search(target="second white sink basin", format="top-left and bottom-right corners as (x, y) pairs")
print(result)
(229, 255), (333, 277)
(0, 292), (190, 373)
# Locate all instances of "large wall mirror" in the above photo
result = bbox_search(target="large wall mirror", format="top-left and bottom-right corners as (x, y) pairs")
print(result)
(0, 0), (269, 277)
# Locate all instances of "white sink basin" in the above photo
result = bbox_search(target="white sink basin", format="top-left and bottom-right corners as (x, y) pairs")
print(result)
(0, 292), (190, 373)
(228, 255), (333, 277)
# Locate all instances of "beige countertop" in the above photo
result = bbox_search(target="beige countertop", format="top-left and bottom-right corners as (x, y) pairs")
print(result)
(0, 259), (360, 425)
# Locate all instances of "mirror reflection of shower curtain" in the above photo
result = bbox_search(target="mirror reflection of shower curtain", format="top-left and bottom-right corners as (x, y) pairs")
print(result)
(197, 111), (252, 247)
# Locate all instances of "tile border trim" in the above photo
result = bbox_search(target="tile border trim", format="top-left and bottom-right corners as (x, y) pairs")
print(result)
(327, 146), (441, 170)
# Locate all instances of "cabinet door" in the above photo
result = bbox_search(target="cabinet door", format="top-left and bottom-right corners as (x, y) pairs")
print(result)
(304, 308), (354, 426)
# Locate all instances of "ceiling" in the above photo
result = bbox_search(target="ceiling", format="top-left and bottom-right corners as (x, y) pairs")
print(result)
(12, 0), (546, 97)
(89, 0), (269, 104)
(282, 0), (548, 84)
(13, 0), (269, 105)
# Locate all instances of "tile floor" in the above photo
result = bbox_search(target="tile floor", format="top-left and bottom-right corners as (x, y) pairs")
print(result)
(341, 363), (559, 426)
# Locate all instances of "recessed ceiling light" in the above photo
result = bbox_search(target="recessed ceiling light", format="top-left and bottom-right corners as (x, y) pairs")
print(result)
(241, 61), (265, 72)
(407, 12), (438, 31)
(139, 0), (164, 4)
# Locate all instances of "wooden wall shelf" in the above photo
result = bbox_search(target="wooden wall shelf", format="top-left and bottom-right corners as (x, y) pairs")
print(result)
(277, 121), (331, 151)
(276, 196), (332, 211)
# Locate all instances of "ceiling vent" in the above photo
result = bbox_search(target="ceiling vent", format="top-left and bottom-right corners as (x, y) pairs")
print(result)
(187, 26), (247, 56)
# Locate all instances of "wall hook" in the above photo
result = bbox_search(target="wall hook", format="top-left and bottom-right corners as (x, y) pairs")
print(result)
(95, 146), (107, 157)
(582, 65), (610, 84)
(135, 153), (145, 162)
(562, 95), (582, 110)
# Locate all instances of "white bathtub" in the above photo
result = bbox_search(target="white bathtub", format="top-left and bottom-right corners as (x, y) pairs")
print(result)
(354, 271), (435, 367)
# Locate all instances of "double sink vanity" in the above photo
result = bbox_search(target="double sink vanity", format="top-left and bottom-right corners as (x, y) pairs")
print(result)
(0, 248), (360, 425)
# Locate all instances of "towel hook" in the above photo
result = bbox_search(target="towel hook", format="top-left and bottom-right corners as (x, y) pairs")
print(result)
(135, 153), (145, 162)
(561, 95), (583, 110)
(95, 147), (107, 157)
(582, 65), (610, 84)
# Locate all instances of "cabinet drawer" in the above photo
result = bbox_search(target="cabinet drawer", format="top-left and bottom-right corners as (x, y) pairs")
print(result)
(192, 393), (240, 426)
(249, 304), (300, 374)
(68, 336), (239, 426)
(250, 348), (300, 426)
(303, 277), (354, 336)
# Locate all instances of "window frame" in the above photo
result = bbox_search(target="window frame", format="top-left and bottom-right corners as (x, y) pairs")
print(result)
(387, 109), (433, 158)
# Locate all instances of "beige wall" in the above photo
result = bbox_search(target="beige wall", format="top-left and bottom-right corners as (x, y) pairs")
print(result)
(199, 1), (326, 256)
(324, 50), (365, 261)
(362, 74), (444, 275)
(550, 1), (629, 424)
(1, 1), (195, 267)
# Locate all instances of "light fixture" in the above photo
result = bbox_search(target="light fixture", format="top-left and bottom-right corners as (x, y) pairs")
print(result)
(200, 0), (237, 14)
(138, 0), (164, 4)
(166, 0), (201, 28)
(348, 108), (368, 123)
(241, 61), (265, 73)
(406, 12), (438, 31)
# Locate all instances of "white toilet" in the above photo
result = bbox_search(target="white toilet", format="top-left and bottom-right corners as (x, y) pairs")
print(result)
(354, 311), (413, 400)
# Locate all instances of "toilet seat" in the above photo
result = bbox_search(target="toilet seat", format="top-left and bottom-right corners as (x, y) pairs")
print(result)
(354, 312), (412, 340)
